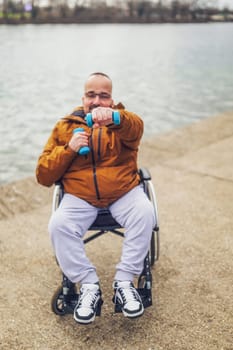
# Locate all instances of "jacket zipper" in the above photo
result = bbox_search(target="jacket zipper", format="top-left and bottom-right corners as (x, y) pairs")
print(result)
(97, 128), (102, 161)
(90, 129), (101, 200)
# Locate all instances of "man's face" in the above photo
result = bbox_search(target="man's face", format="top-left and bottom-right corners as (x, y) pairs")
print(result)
(82, 75), (113, 114)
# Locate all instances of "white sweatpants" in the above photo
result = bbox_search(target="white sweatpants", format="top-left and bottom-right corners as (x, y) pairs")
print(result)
(48, 185), (156, 284)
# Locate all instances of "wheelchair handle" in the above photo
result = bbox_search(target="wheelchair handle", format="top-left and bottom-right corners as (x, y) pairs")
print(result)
(85, 110), (120, 128)
(73, 128), (90, 155)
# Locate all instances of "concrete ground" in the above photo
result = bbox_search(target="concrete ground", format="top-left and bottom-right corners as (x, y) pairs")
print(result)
(0, 112), (232, 350)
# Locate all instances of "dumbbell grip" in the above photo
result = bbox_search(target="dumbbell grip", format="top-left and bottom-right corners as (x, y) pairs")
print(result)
(73, 128), (90, 155)
(85, 110), (120, 127)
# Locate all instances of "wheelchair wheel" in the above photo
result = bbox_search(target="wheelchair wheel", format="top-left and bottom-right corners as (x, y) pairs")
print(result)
(144, 178), (160, 265)
(150, 231), (155, 266)
(51, 286), (66, 316)
(150, 229), (160, 266)
(52, 183), (64, 213)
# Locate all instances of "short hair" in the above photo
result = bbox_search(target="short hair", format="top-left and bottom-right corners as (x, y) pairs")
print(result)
(89, 72), (111, 81)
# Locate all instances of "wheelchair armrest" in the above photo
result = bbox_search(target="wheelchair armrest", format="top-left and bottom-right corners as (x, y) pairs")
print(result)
(138, 167), (152, 181)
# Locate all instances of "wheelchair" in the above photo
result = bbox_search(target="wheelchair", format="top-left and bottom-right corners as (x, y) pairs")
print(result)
(51, 167), (159, 317)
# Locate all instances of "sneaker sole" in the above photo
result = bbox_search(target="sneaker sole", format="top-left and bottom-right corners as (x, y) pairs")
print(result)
(73, 313), (96, 324)
(122, 306), (144, 318)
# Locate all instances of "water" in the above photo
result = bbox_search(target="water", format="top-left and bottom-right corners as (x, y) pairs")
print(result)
(0, 23), (233, 184)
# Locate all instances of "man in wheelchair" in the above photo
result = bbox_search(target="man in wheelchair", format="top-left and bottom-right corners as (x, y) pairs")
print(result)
(36, 72), (156, 324)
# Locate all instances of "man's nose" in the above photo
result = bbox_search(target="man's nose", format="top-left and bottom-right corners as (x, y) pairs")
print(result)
(93, 95), (101, 103)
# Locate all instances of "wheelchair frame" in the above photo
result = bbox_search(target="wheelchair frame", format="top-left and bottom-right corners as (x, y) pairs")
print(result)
(51, 167), (159, 316)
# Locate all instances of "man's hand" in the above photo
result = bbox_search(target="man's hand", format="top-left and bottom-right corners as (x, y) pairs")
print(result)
(91, 107), (114, 128)
(68, 130), (89, 152)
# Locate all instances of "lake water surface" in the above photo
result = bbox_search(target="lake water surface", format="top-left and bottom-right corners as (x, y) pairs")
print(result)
(0, 23), (233, 184)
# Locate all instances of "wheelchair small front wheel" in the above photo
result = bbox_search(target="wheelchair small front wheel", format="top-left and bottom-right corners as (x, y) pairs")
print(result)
(51, 286), (66, 316)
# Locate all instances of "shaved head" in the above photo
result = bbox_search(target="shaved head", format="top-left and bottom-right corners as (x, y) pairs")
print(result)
(82, 72), (113, 113)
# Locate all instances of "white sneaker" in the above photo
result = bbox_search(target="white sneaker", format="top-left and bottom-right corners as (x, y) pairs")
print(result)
(74, 283), (102, 324)
(113, 281), (144, 318)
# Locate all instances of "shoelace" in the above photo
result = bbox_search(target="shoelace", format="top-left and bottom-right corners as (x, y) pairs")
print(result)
(78, 288), (99, 308)
(117, 285), (140, 303)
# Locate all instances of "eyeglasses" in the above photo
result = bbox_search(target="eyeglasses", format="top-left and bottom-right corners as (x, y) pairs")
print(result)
(85, 92), (111, 100)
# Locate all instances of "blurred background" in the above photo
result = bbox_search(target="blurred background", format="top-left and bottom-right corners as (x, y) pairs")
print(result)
(0, 0), (233, 184)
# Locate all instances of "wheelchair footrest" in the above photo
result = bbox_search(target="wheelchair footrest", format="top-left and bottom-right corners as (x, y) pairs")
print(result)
(138, 288), (152, 308)
(96, 298), (104, 317)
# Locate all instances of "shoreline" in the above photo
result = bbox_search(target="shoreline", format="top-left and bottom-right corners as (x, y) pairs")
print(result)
(1, 19), (233, 25)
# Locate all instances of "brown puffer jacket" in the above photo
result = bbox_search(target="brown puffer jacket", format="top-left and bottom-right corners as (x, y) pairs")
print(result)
(36, 104), (143, 208)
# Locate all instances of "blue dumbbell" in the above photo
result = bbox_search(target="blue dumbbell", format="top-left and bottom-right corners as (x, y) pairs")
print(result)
(85, 110), (120, 128)
(73, 128), (90, 155)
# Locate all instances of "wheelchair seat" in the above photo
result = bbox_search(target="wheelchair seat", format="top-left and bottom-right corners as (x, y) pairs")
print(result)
(51, 167), (160, 317)
(91, 208), (121, 230)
